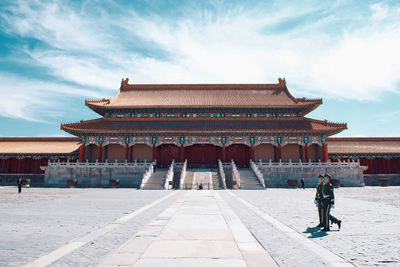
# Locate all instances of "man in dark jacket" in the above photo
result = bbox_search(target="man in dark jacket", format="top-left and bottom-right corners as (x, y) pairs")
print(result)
(321, 174), (341, 231)
(314, 174), (324, 227)
(17, 178), (22, 194)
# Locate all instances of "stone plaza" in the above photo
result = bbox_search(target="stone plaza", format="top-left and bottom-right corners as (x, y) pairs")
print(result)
(1, 184), (399, 266)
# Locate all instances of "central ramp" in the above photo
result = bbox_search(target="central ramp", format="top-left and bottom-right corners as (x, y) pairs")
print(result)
(192, 171), (212, 190)
(181, 169), (222, 190)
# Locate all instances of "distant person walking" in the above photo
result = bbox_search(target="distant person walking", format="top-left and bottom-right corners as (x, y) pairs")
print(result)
(198, 183), (203, 190)
(314, 174), (324, 227)
(300, 179), (305, 189)
(17, 178), (22, 194)
(321, 174), (341, 231)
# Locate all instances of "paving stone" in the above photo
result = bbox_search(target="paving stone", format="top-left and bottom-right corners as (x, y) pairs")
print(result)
(134, 258), (246, 267)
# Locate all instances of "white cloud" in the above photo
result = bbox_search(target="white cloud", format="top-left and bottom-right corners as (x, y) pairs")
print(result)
(371, 3), (388, 21)
(1, 0), (400, 107)
(0, 73), (102, 121)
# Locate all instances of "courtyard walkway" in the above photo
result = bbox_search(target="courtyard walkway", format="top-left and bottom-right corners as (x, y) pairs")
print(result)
(0, 186), (399, 266)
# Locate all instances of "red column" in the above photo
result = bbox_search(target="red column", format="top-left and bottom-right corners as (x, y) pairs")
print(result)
(299, 145), (303, 161)
(1, 158), (5, 173)
(98, 144), (103, 162)
(79, 144), (85, 162)
(12, 159), (16, 173)
(130, 145), (134, 162)
(34, 159), (39, 173)
(387, 158), (391, 174)
(250, 144), (255, 161)
(222, 144), (226, 162)
(369, 158), (374, 174)
(273, 146), (277, 162)
(104, 145), (108, 161)
(180, 144), (184, 162)
(304, 144), (309, 162)
(322, 143), (329, 162)
(18, 158), (22, 173)
(125, 144), (129, 161)
(152, 144), (156, 162)
(277, 144), (282, 161)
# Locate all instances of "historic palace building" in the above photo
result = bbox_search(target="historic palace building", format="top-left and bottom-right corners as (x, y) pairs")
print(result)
(0, 78), (399, 187)
(60, 78), (346, 168)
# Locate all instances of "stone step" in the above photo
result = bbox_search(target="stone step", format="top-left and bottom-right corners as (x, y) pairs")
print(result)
(238, 169), (264, 189)
(142, 169), (167, 190)
(211, 172), (220, 190)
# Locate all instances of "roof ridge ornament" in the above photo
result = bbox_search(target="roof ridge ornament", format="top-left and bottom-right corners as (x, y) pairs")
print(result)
(278, 77), (286, 87)
(121, 77), (130, 88)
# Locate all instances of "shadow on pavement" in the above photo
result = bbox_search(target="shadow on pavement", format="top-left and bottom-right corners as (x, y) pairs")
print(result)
(304, 227), (328, 238)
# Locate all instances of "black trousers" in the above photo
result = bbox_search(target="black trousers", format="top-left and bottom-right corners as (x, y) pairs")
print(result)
(322, 200), (339, 229)
(317, 202), (323, 225)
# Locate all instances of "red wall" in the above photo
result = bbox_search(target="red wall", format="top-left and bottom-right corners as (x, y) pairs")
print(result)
(157, 144), (180, 168)
(226, 144), (251, 167)
(184, 144), (222, 168)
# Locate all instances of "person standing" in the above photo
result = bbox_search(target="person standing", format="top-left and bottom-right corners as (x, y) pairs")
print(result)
(17, 178), (22, 194)
(301, 179), (305, 189)
(314, 174), (324, 227)
(321, 174), (341, 231)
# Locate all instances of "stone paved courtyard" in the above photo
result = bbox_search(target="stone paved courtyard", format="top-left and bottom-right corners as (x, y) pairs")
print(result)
(0, 186), (399, 266)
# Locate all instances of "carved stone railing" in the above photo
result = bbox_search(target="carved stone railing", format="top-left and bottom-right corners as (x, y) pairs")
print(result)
(250, 160), (266, 188)
(231, 160), (240, 189)
(164, 160), (175, 190)
(255, 159), (361, 168)
(47, 159), (153, 170)
(178, 160), (187, 189)
(218, 160), (227, 189)
(255, 159), (365, 187)
(140, 164), (154, 189)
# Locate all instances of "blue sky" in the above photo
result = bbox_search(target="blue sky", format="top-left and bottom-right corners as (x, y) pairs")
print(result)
(0, 0), (399, 137)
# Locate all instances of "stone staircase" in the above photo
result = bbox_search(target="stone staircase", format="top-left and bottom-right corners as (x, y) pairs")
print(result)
(211, 171), (220, 189)
(141, 168), (167, 190)
(238, 169), (264, 189)
(181, 171), (194, 190)
(224, 167), (233, 189)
